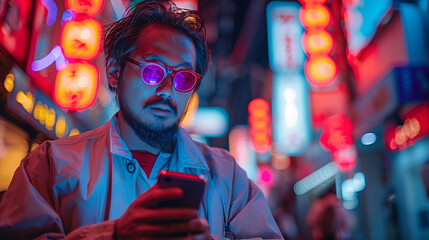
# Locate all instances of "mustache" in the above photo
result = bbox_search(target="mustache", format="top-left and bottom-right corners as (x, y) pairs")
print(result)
(144, 99), (178, 115)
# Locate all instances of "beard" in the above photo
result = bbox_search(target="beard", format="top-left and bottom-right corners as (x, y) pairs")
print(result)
(118, 96), (179, 150)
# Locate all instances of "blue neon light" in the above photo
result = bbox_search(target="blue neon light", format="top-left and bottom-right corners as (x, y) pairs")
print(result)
(31, 45), (68, 71)
(40, 0), (58, 26)
(61, 9), (76, 25)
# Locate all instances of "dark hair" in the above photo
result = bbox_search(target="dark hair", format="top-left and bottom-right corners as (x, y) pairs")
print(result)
(103, 0), (210, 92)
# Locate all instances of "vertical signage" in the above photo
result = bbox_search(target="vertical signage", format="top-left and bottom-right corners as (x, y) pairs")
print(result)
(272, 73), (311, 155)
(267, 2), (312, 156)
(267, 1), (305, 72)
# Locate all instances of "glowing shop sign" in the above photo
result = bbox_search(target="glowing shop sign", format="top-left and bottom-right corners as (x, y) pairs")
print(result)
(66, 0), (105, 16)
(6, 66), (83, 139)
(54, 62), (99, 111)
(60, 15), (103, 61)
(300, 0), (337, 87)
(267, 1), (305, 71)
(272, 73), (311, 156)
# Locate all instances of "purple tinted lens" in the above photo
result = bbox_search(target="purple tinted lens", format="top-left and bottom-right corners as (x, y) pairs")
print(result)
(174, 71), (196, 91)
(142, 64), (164, 85)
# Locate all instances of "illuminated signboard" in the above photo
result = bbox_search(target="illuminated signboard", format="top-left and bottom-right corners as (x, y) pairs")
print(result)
(267, 1), (312, 156)
(5, 66), (85, 139)
(272, 73), (312, 156)
(267, 1), (305, 72)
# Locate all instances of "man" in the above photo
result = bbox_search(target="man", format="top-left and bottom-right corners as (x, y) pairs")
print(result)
(0, 1), (283, 239)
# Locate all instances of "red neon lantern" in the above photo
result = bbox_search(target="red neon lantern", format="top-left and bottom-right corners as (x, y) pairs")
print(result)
(320, 131), (353, 151)
(299, 0), (328, 4)
(60, 15), (103, 61)
(304, 56), (337, 87)
(299, 4), (332, 29)
(66, 0), (105, 16)
(54, 62), (99, 111)
(302, 30), (334, 55)
(322, 114), (353, 135)
(248, 98), (272, 153)
(320, 114), (353, 151)
(331, 144), (358, 172)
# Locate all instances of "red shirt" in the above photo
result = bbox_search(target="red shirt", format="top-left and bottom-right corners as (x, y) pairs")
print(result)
(131, 151), (158, 178)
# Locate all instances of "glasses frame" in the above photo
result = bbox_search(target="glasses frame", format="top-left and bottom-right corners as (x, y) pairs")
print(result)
(124, 56), (202, 92)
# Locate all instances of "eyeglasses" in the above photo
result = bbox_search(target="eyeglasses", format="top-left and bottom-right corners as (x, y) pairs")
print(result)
(124, 57), (202, 92)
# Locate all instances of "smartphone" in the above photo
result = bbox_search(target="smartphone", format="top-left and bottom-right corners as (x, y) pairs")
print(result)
(157, 170), (206, 209)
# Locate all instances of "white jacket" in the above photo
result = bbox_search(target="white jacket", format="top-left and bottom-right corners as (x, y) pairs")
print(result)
(0, 115), (283, 239)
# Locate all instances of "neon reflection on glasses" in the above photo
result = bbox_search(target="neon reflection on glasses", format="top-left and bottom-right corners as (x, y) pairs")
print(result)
(125, 57), (202, 92)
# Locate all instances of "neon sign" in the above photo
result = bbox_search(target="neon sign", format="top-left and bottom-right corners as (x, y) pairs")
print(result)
(267, 1), (305, 71)
(272, 73), (311, 156)
(65, 0), (105, 16)
(6, 66), (83, 139)
(300, 0), (337, 87)
(60, 15), (103, 61)
(54, 62), (99, 111)
(267, 1), (312, 156)
(31, 45), (68, 71)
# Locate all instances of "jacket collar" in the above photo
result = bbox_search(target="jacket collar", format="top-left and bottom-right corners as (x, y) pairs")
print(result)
(109, 115), (134, 160)
(108, 114), (209, 173)
(173, 127), (209, 172)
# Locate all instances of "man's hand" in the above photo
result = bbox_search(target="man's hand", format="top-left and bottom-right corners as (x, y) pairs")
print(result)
(116, 186), (210, 240)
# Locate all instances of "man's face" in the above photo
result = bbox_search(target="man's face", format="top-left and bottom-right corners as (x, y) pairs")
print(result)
(116, 24), (197, 148)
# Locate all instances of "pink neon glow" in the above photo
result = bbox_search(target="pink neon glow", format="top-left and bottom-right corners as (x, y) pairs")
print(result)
(260, 169), (272, 183)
